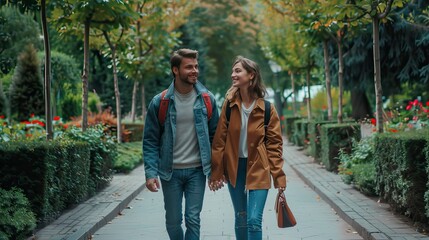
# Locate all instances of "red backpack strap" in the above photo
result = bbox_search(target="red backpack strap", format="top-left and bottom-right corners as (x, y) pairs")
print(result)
(158, 89), (169, 125)
(202, 92), (212, 120)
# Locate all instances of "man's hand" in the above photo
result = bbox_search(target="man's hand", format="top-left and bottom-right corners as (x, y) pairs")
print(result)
(146, 178), (160, 192)
(209, 175), (227, 191)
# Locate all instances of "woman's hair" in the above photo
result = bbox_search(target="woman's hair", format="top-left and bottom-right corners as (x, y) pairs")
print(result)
(226, 56), (267, 100)
(170, 49), (198, 77)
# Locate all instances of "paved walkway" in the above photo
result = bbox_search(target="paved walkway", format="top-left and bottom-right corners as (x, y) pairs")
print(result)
(33, 140), (429, 240)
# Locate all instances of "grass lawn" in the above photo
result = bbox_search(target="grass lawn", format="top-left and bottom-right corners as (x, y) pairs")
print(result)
(114, 141), (143, 173)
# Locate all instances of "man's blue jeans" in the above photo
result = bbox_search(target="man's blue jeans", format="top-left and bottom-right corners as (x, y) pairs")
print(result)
(161, 167), (206, 240)
(228, 158), (268, 240)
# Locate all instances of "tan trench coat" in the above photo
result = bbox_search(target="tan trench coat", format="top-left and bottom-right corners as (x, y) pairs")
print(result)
(211, 96), (286, 190)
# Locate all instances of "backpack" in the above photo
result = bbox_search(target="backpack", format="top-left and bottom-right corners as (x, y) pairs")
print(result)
(158, 89), (213, 126)
(225, 100), (271, 134)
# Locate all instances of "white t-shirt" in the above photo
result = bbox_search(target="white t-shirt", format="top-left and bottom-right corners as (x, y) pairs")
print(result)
(238, 100), (256, 158)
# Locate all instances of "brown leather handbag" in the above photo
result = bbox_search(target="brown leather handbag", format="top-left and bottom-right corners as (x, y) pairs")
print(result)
(275, 191), (297, 228)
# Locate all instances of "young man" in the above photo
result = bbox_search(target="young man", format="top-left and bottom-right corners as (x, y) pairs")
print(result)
(143, 49), (219, 240)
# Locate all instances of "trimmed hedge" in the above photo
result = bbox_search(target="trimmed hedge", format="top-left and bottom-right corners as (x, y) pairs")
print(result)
(308, 120), (337, 162)
(375, 130), (429, 223)
(0, 141), (90, 224)
(320, 123), (360, 172)
(284, 116), (301, 141)
(291, 119), (309, 147)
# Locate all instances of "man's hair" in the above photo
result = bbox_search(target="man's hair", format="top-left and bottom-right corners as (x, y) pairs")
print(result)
(170, 49), (198, 77)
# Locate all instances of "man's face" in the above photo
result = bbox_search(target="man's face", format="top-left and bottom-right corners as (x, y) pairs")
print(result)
(173, 57), (199, 85)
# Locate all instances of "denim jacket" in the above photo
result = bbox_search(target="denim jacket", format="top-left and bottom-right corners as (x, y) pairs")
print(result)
(143, 81), (219, 181)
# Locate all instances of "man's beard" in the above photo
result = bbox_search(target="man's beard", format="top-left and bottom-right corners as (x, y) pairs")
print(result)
(178, 72), (197, 85)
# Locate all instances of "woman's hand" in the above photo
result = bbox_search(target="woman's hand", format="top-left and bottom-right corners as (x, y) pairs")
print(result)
(209, 175), (227, 191)
(278, 187), (285, 194)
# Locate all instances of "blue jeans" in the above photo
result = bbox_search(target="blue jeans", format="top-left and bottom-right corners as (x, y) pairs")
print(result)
(228, 158), (268, 240)
(161, 167), (206, 240)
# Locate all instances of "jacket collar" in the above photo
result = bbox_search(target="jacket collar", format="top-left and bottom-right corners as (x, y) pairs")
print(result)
(229, 96), (266, 111)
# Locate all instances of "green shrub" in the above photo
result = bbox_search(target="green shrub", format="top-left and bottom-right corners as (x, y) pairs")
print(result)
(284, 116), (301, 141)
(375, 130), (429, 222)
(114, 142), (143, 173)
(308, 120), (337, 161)
(338, 136), (377, 196)
(320, 123), (360, 172)
(63, 125), (116, 194)
(9, 44), (44, 122)
(0, 188), (36, 240)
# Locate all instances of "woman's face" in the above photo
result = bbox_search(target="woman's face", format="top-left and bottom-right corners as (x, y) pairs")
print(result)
(231, 62), (254, 89)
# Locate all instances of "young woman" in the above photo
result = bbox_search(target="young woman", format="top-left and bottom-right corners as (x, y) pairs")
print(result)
(209, 56), (286, 240)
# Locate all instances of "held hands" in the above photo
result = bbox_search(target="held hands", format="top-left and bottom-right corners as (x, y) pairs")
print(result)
(146, 178), (160, 192)
(209, 175), (227, 191)
(278, 186), (285, 194)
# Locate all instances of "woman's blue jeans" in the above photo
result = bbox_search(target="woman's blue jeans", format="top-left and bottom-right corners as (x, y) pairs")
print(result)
(160, 167), (206, 240)
(228, 158), (268, 240)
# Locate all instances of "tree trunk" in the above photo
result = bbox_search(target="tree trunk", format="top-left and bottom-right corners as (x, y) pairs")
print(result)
(131, 81), (139, 123)
(373, 17), (384, 133)
(41, 0), (53, 140)
(141, 84), (147, 122)
(290, 72), (297, 116)
(351, 89), (372, 120)
(337, 38), (344, 124)
(323, 39), (333, 121)
(112, 49), (122, 143)
(306, 68), (312, 121)
(103, 31), (122, 143)
(81, 19), (90, 131)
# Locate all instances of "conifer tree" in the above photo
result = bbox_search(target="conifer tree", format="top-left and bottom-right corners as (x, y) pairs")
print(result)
(9, 44), (44, 121)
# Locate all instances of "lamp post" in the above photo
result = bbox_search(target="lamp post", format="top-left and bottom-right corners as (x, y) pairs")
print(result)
(268, 60), (283, 126)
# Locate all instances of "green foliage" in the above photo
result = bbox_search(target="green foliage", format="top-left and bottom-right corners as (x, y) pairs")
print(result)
(88, 92), (102, 113)
(9, 44), (44, 122)
(338, 136), (377, 196)
(0, 188), (36, 240)
(0, 5), (42, 74)
(308, 88), (351, 120)
(62, 125), (117, 193)
(320, 123), (361, 172)
(38, 51), (82, 121)
(0, 140), (91, 224)
(308, 120), (337, 162)
(291, 119), (309, 147)
(374, 130), (429, 222)
(114, 141), (143, 173)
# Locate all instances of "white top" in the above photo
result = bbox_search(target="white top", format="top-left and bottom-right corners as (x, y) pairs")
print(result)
(238, 100), (256, 158)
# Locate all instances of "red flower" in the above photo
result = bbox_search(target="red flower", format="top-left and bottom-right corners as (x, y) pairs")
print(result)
(426, 101), (429, 107)
(53, 116), (60, 121)
(370, 118), (376, 126)
(63, 124), (68, 129)
(406, 104), (412, 111)
(30, 113), (35, 118)
(0, 115), (4, 119)
(280, 116), (285, 121)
